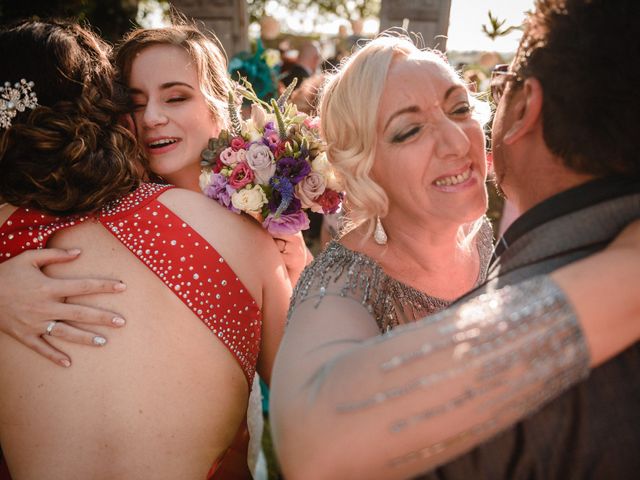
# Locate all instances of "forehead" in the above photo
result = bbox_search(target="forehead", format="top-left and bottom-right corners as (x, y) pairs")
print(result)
(380, 55), (462, 110)
(129, 44), (198, 84)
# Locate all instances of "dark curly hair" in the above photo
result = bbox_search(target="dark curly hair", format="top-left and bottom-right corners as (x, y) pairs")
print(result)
(0, 20), (145, 215)
(512, 0), (640, 176)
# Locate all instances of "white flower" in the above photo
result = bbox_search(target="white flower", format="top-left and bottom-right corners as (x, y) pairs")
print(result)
(243, 119), (264, 142)
(199, 169), (212, 192)
(311, 152), (340, 191)
(250, 104), (268, 130)
(246, 143), (276, 184)
(231, 185), (268, 212)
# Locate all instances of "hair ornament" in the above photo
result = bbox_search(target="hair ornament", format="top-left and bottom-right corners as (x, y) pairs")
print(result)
(0, 79), (39, 130)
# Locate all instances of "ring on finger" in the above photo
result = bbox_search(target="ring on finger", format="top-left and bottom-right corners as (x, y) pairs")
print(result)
(45, 320), (58, 336)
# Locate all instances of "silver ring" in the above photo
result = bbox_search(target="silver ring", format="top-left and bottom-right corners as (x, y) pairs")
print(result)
(45, 321), (58, 336)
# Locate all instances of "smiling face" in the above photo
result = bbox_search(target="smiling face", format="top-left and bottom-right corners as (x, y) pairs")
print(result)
(372, 54), (488, 230)
(128, 44), (221, 190)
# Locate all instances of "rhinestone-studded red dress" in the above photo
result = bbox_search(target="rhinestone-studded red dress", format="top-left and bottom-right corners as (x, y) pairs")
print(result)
(0, 183), (262, 479)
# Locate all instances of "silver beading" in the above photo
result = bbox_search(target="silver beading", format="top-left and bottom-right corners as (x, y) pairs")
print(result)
(0, 79), (39, 130)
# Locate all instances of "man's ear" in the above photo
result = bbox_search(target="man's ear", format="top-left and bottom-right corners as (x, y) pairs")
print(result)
(503, 77), (543, 145)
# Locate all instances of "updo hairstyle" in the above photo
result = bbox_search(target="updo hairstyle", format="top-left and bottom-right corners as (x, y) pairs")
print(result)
(0, 20), (143, 215)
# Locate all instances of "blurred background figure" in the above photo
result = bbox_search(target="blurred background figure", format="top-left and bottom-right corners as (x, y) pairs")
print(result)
(280, 40), (321, 90)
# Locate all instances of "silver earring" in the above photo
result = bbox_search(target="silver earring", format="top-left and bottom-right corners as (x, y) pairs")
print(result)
(373, 216), (387, 245)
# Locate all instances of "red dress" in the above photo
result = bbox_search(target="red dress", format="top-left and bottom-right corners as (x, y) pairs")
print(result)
(0, 183), (262, 478)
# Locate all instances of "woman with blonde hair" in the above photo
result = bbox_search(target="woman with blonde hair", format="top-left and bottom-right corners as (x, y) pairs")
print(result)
(269, 34), (640, 478)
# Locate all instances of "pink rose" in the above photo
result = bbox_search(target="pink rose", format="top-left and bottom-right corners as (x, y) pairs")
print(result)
(303, 116), (321, 131)
(231, 137), (247, 150)
(220, 147), (238, 167)
(317, 188), (342, 214)
(295, 171), (326, 212)
(229, 162), (255, 189)
(246, 143), (276, 185)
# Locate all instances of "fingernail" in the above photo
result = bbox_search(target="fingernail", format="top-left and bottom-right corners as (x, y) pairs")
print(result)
(112, 316), (126, 327)
(113, 282), (127, 292)
(60, 359), (71, 368)
(67, 248), (81, 256)
(93, 336), (107, 346)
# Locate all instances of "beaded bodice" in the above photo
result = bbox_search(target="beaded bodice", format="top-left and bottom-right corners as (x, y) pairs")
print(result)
(290, 218), (494, 332)
(0, 183), (262, 383)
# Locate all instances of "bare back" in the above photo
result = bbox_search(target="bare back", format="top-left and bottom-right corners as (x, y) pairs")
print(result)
(0, 186), (290, 479)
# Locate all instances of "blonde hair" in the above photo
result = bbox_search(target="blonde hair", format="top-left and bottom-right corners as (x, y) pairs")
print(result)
(318, 33), (488, 246)
(116, 23), (232, 128)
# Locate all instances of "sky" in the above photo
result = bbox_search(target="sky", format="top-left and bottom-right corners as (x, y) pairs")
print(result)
(141, 0), (536, 53)
(258, 0), (537, 53)
(447, 0), (536, 52)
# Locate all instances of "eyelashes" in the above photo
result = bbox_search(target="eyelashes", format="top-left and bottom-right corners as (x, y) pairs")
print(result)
(392, 126), (422, 143)
(390, 103), (474, 144)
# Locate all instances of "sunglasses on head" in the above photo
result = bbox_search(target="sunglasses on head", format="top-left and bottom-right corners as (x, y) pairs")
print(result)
(490, 64), (523, 105)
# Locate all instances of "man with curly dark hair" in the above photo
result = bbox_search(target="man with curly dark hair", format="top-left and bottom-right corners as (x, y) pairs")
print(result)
(424, 0), (640, 477)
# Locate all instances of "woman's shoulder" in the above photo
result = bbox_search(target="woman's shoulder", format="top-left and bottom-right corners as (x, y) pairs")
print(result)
(156, 187), (285, 303)
(289, 240), (383, 319)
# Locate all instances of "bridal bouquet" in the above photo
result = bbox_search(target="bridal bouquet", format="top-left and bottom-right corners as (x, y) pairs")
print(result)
(200, 80), (342, 235)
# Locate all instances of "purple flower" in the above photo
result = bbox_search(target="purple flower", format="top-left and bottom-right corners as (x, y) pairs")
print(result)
(268, 176), (297, 216)
(276, 156), (311, 184)
(263, 210), (310, 235)
(269, 194), (301, 215)
(203, 173), (240, 213)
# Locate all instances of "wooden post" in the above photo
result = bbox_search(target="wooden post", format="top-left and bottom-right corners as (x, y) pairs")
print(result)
(169, 0), (249, 56)
(379, 0), (452, 51)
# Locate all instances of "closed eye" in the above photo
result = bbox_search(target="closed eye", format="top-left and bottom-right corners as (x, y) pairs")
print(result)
(451, 103), (473, 116)
(392, 125), (421, 143)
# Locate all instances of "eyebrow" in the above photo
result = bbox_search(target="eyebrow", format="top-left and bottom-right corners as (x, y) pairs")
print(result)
(384, 85), (466, 132)
(444, 84), (464, 100)
(384, 105), (420, 132)
(128, 81), (195, 95)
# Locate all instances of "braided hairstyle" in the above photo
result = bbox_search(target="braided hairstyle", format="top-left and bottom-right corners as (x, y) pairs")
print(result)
(0, 20), (144, 215)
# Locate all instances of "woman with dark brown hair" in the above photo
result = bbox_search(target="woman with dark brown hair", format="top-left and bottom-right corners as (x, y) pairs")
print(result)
(0, 20), (291, 479)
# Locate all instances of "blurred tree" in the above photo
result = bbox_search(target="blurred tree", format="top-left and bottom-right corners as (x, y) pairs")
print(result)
(481, 10), (521, 42)
(246, 0), (380, 24)
(0, 0), (139, 42)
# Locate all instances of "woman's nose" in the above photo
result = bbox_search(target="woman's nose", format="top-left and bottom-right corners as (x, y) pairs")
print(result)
(142, 102), (168, 128)
(436, 118), (471, 160)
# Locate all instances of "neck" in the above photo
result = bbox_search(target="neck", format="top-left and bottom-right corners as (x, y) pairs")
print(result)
(343, 216), (479, 299)
(506, 150), (596, 213)
(164, 164), (203, 193)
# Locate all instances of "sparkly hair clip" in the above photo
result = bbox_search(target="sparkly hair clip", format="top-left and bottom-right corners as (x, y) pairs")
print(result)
(0, 79), (39, 130)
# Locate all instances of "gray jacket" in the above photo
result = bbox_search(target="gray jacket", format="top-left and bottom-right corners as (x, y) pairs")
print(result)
(421, 177), (640, 480)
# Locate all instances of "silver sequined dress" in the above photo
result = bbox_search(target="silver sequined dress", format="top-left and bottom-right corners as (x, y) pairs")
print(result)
(290, 218), (494, 332)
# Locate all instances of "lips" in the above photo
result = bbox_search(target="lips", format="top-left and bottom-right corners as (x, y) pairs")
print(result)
(144, 137), (181, 155)
(147, 137), (179, 149)
(433, 166), (472, 187)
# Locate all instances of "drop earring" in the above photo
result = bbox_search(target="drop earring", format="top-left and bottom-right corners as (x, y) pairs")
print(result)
(373, 216), (387, 245)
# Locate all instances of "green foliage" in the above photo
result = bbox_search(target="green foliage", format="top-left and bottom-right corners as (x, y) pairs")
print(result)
(481, 10), (522, 41)
(0, 0), (139, 42)
(246, 0), (380, 24)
